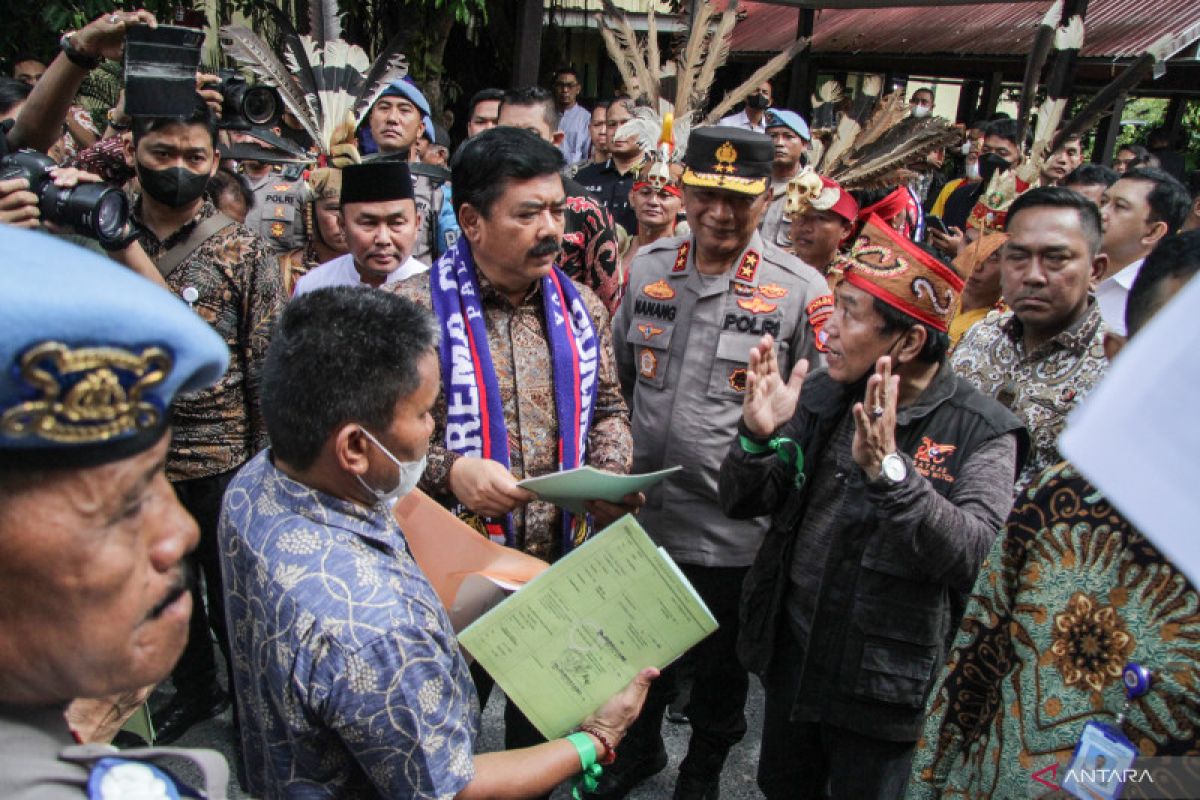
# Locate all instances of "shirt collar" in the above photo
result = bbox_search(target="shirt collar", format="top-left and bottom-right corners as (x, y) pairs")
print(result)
(261, 451), (401, 551)
(1000, 295), (1104, 358)
(1106, 257), (1144, 291)
(475, 263), (544, 308)
(895, 360), (957, 426)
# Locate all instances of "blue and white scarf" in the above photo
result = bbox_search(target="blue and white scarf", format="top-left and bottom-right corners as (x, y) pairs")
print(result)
(430, 238), (599, 553)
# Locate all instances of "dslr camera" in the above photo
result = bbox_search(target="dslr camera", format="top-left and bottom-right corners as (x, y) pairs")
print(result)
(0, 150), (132, 248)
(214, 70), (280, 130)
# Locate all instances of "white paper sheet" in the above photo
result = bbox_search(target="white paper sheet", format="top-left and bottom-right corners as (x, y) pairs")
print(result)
(1059, 274), (1200, 588)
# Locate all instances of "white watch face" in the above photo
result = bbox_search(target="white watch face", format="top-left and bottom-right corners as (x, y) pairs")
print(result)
(882, 453), (906, 482)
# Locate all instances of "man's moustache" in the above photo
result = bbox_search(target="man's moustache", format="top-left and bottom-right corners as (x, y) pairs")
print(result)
(527, 238), (561, 259)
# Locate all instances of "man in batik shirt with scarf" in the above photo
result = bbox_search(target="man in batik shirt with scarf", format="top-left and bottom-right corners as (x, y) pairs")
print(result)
(388, 125), (636, 750)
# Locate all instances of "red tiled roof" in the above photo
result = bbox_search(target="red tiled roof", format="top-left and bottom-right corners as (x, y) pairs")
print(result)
(730, 0), (1200, 61)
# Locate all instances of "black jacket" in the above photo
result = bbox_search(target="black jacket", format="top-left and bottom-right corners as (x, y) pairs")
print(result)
(719, 363), (1027, 740)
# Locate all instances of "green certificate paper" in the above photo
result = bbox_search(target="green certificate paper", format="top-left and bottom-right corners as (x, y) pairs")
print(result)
(458, 515), (718, 739)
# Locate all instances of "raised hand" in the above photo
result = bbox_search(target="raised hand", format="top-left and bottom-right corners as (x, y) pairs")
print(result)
(742, 334), (809, 437)
(851, 355), (901, 480)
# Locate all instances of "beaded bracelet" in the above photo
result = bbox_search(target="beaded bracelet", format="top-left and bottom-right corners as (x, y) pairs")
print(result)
(578, 723), (617, 765)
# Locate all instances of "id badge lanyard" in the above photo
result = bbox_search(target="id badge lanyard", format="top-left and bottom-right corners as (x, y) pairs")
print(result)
(1061, 663), (1152, 800)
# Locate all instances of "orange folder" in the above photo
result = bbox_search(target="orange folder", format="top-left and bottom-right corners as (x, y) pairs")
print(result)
(393, 489), (549, 630)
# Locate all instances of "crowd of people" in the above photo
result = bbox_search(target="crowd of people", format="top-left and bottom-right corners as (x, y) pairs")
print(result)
(1, 6), (1199, 800)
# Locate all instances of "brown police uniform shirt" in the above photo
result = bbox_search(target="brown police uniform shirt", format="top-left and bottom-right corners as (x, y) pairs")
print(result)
(613, 231), (831, 567)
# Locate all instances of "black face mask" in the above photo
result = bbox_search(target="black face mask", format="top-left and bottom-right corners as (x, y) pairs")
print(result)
(137, 163), (210, 209)
(977, 153), (1011, 186)
(746, 94), (771, 111)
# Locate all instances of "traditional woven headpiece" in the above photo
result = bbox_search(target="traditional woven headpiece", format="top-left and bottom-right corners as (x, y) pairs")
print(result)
(840, 214), (964, 332)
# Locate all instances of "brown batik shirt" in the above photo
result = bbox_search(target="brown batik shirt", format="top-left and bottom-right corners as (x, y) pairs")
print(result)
(136, 200), (284, 482)
(389, 268), (632, 562)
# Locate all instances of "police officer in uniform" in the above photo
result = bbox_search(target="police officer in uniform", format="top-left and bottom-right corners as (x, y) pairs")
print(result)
(759, 108), (811, 249)
(0, 228), (233, 798)
(363, 79), (456, 265)
(601, 128), (832, 799)
(240, 159), (309, 255)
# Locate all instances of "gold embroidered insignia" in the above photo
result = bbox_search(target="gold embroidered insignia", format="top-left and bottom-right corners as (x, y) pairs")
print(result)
(0, 342), (171, 443)
(643, 279), (676, 300)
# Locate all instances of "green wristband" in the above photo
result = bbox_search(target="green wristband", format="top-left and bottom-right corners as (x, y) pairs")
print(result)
(738, 434), (806, 488)
(567, 732), (602, 799)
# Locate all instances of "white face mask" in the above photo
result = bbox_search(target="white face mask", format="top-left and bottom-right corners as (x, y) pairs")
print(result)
(964, 160), (981, 180)
(911, 105), (931, 119)
(356, 428), (426, 506)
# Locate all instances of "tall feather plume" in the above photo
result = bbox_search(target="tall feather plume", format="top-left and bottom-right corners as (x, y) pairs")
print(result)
(1049, 26), (1183, 154)
(1022, 13), (1083, 183)
(599, 0), (655, 101)
(219, 26), (322, 147)
(673, 0), (716, 114)
(257, 1), (318, 106)
(690, 3), (737, 114)
(596, 14), (644, 102)
(849, 91), (907, 152)
(832, 120), (960, 190)
(1015, 0), (1063, 153)
(646, 4), (661, 107)
(704, 35), (810, 124)
(352, 30), (411, 126)
(818, 114), (861, 175)
(308, 0), (342, 53)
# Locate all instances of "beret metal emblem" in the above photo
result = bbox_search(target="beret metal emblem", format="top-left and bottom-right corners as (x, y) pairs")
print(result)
(1, 342), (172, 443)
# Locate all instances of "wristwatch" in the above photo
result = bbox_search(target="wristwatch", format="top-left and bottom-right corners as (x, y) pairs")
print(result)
(60, 32), (102, 71)
(880, 452), (907, 484)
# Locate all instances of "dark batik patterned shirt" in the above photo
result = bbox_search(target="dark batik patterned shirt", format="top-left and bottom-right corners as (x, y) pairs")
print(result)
(560, 193), (621, 316)
(136, 200), (284, 481)
(389, 268), (633, 562)
(906, 462), (1200, 799)
(219, 451), (478, 799)
(951, 298), (1108, 490)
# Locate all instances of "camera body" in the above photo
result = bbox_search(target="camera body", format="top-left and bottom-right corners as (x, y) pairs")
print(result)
(0, 150), (131, 247)
(216, 70), (280, 131)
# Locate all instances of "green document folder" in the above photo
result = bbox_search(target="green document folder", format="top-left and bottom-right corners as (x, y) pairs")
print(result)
(516, 465), (683, 515)
(458, 515), (718, 740)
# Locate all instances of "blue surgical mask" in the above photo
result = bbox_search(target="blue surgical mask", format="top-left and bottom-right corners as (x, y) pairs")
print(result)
(356, 428), (426, 506)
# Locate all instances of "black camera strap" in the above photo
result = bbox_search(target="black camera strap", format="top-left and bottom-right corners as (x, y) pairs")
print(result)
(154, 213), (236, 281)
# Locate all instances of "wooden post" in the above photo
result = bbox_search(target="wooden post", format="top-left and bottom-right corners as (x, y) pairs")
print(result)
(1091, 94), (1126, 165)
(512, 0), (544, 89)
(956, 80), (982, 124)
(1163, 95), (1186, 146)
(980, 70), (1004, 119)
(786, 8), (816, 117)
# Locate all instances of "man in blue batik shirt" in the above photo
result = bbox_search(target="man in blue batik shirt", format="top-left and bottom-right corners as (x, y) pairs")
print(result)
(219, 287), (656, 799)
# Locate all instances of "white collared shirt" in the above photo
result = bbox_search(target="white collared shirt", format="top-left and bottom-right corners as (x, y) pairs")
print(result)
(1094, 257), (1144, 336)
(292, 253), (429, 297)
(717, 109), (767, 133)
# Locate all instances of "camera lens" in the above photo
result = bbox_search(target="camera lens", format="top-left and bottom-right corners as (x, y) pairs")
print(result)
(242, 86), (278, 126)
(44, 182), (131, 244)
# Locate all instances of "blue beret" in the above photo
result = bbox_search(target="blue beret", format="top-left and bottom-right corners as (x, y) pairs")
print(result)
(0, 228), (229, 468)
(765, 108), (811, 142)
(380, 78), (432, 118)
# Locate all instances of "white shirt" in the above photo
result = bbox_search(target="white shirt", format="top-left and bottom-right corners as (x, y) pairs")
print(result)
(292, 253), (428, 297)
(1095, 257), (1144, 336)
(717, 109), (767, 133)
(558, 104), (593, 167)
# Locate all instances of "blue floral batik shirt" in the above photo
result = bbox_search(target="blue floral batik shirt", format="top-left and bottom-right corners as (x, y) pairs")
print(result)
(218, 450), (478, 799)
